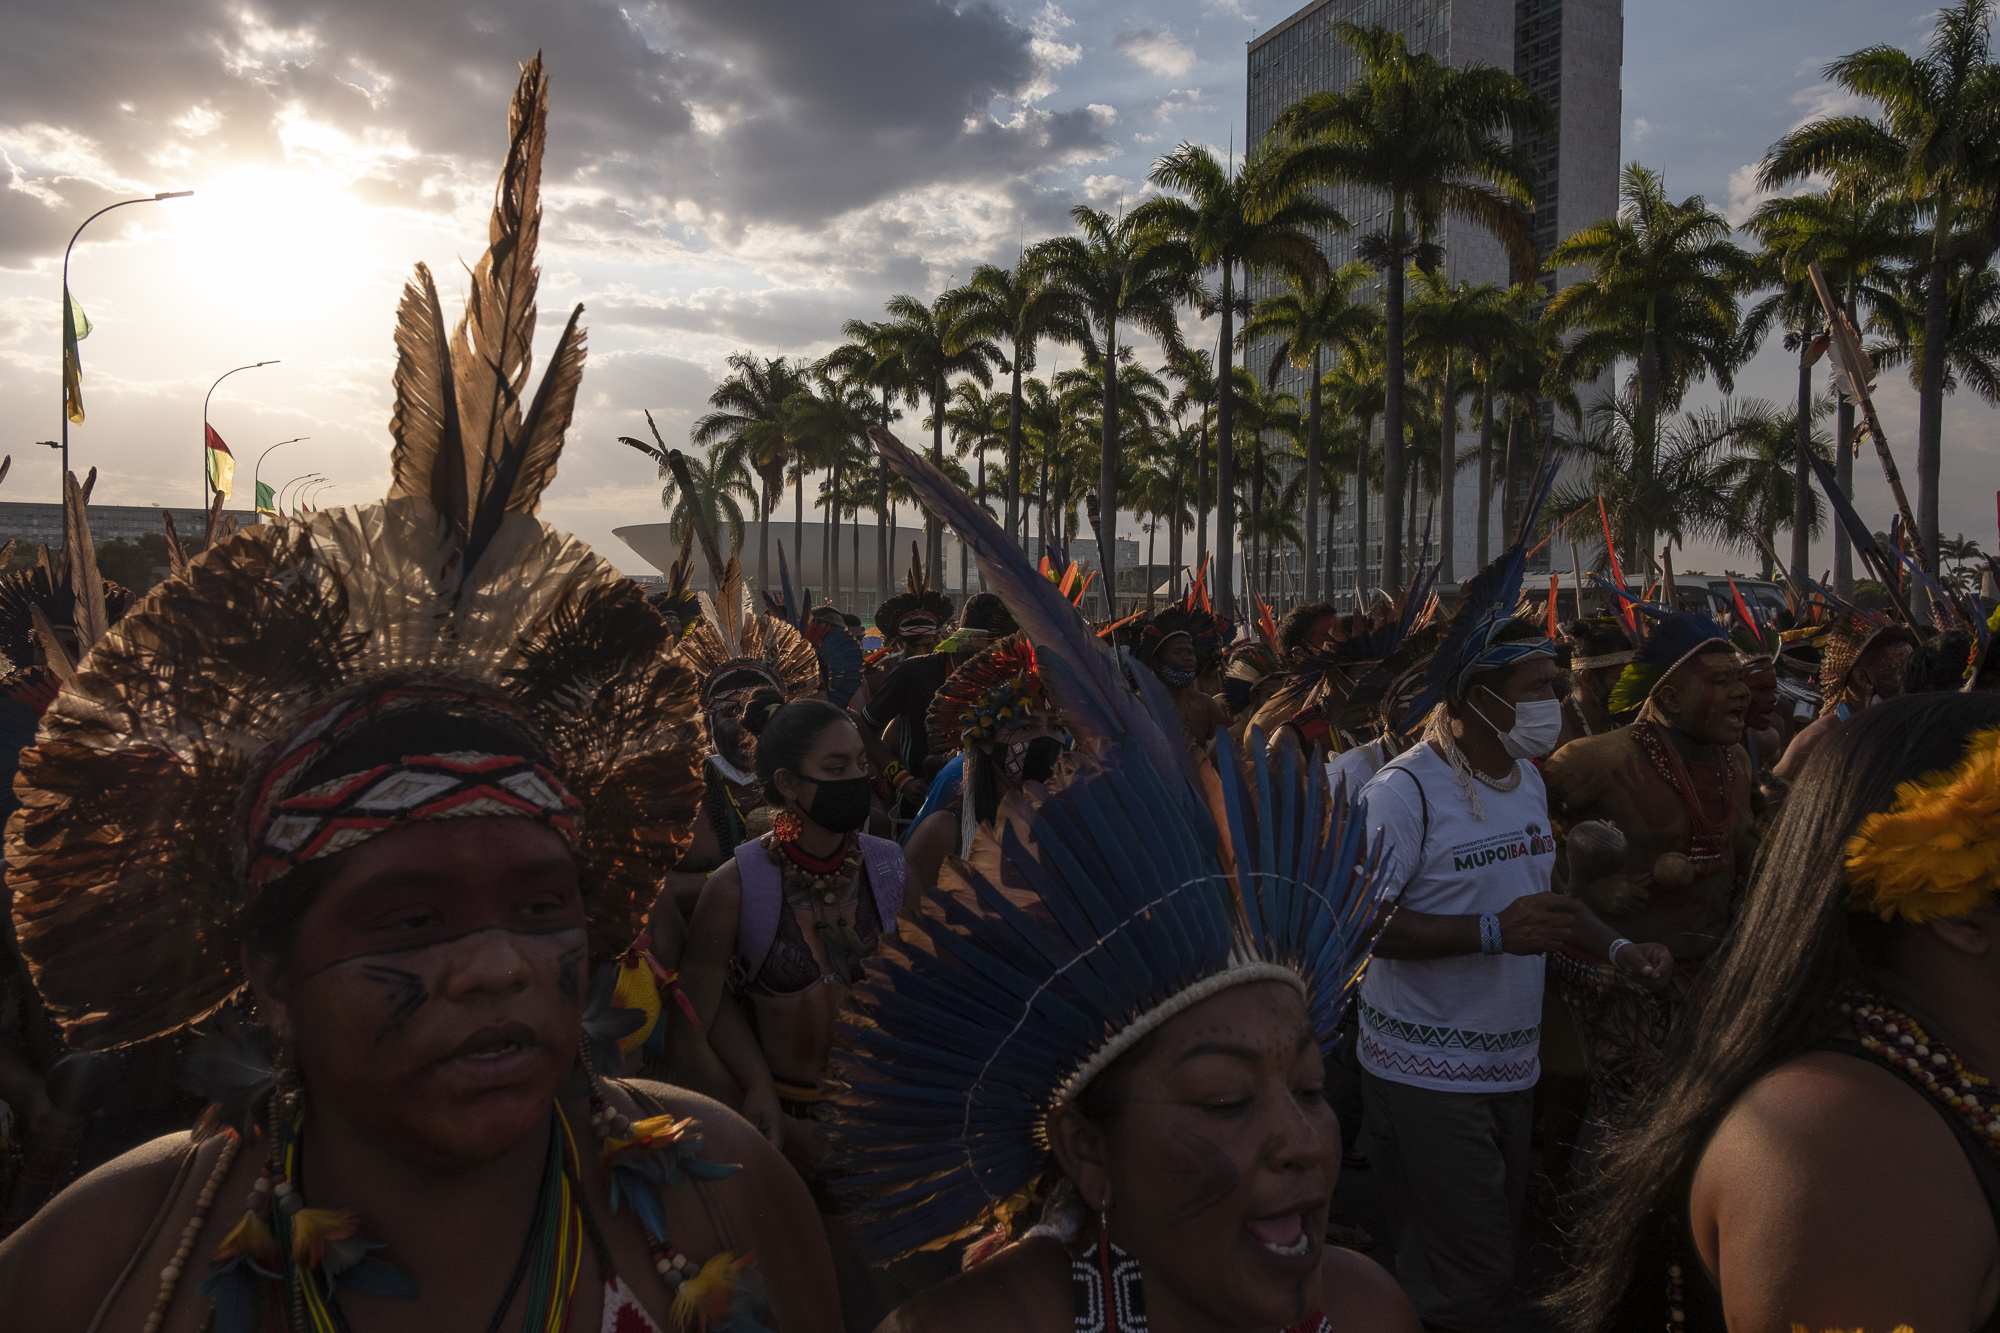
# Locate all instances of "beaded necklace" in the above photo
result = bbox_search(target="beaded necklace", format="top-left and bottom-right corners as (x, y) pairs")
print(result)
(1840, 988), (2000, 1162)
(1072, 1237), (1331, 1333)
(767, 828), (868, 985)
(1631, 718), (1736, 867)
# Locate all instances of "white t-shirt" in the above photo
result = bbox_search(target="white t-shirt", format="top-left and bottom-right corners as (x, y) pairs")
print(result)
(1354, 743), (1556, 1093)
(1326, 740), (1391, 803)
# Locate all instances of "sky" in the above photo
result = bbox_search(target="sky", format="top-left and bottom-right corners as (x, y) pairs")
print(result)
(0, 0), (1987, 585)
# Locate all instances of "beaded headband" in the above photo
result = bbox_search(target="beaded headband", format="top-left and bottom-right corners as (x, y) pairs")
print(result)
(1845, 726), (2000, 923)
(242, 679), (583, 894)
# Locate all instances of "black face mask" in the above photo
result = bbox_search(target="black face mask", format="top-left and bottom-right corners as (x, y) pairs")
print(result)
(802, 774), (873, 833)
(1005, 735), (1068, 784)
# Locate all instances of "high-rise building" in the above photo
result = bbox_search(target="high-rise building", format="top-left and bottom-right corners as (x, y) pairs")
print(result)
(1241, 0), (1622, 606)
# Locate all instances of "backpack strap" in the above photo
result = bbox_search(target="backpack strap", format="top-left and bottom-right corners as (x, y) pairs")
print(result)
(732, 838), (784, 982)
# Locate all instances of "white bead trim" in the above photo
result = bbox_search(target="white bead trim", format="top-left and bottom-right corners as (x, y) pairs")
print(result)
(1054, 962), (1307, 1105)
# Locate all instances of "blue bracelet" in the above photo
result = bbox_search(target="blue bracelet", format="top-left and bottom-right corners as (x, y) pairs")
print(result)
(1479, 913), (1503, 955)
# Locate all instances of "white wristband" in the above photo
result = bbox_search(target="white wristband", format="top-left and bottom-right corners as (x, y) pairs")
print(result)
(1608, 937), (1634, 967)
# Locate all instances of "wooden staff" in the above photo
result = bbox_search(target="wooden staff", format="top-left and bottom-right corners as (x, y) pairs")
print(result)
(1805, 260), (1932, 575)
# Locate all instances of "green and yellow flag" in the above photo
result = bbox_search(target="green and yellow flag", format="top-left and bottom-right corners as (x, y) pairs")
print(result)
(255, 480), (277, 517)
(204, 424), (235, 498)
(62, 286), (90, 424)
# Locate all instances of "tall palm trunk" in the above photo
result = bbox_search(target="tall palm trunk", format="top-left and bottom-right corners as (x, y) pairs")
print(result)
(877, 392), (892, 608)
(828, 461), (841, 610)
(1214, 263), (1238, 617)
(1917, 246), (1948, 584)
(1304, 348), (1323, 602)
(1098, 318), (1120, 618)
(1791, 341), (1813, 588)
(1834, 284), (1858, 598)
(1038, 452), (1050, 557)
(1170, 472), (1185, 595)
(929, 373), (947, 580)
(1007, 357), (1024, 548)
(1251, 436), (1264, 599)
(1146, 522), (1158, 611)
(793, 468), (805, 598)
(1195, 411), (1211, 575)
(1382, 228), (1408, 589)
(1476, 375), (1494, 565)
(1438, 354), (1456, 583)
(1634, 317), (1661, 572)
(1354, 420), (1373, 607)
(758, 480), (772, 597)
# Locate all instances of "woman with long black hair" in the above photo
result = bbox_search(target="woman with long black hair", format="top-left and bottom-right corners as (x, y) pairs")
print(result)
(1555, 690), (2000, 1333)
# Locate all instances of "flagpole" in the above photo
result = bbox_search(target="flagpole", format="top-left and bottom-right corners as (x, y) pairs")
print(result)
(252, 437), (307, 521)
(60, 189), (193, 500)
(202, 360), (279, 508)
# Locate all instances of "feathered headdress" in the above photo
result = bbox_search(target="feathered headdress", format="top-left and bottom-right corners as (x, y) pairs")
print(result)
(683, 554), (818, 707)
(644, 527), (702, 645)
(1846, 725), (2000, 923)
(1565, 614), (1635, 670)
(755, 544), (864, 707)
(828, 425), (1395, 1262)
(1600, 592), (1735, 716)
(874, 543), (954, 644)
(925, 633), (1049, 753)
(8, 57), (704, 1050)
(0, 467), (133, 709)
(1400, 454), (1558, 731)
(1136, 574), (1233, 672)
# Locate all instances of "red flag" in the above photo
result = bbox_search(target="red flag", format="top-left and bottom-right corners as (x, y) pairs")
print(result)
(1726, 576), (1758, 635)
(204, 423), (235, 497)
(1547, 573), (1559, 639)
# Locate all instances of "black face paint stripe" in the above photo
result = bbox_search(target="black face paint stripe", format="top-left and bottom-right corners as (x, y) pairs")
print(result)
(294, 923), (585, 982)
(361, 964), (429, 1042)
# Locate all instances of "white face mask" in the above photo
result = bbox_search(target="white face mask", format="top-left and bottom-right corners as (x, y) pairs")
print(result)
(1473, 689), (1564, 760)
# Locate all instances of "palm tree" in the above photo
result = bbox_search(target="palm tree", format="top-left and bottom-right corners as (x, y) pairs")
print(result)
(1139, 139), (1344, 616)
(1744, 176), (1910, 595)
(941, 263), (1091, 548)
(1403, 270), (1522, 581)
(1028, 206), (1197, 611)
(1227, 367), (1303, 599)
(823, 322), (911, 605)
(1546, 395), (1738, 575)
(1711, 397), (1831, 579)
(876, 292), (1002, 577)
(690, 352), (809, 592)
(945, 380), (1010, 592)
(783, 372), (874, 607)
(620, 411), (757, 560)
(1322, 352), (1385, 603)
(1164, 346), (1219, 575)
(1871, 249), (2000, 413)
(1760, 0), (2000, 571)
(1240, 259), (1379, 599)
(1544, 163), (1756, 574)
(1277, 21), (1551, 590)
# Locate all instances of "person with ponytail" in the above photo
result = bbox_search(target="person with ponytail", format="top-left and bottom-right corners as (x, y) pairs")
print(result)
(680, 698), (910, 1328)
(1554, 690), (2000, 1333)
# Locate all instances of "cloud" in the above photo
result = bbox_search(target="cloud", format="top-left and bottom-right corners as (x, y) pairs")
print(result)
(0, 0), (1120, 266)
(1114, 29), (1197, 78)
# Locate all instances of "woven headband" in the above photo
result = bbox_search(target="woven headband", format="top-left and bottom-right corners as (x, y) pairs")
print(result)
(243, 680), (583, 894)
(1571, 649), (1634, 670)
(1450, 621), (1557, 703)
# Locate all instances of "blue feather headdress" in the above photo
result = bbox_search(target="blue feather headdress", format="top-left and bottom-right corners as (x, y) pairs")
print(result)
(1594, 582), (1733, 715)
(825, 426), (1394, 1262)
(1399, 454), (1560, 732)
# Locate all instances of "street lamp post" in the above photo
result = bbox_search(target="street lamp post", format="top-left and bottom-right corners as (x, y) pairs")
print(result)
(251, 437), (307, 521)
(277, 472), (321, 516)
(303, 480), (335, 511)
(61, 190), (194, 494)
(202, 361), (278, 509)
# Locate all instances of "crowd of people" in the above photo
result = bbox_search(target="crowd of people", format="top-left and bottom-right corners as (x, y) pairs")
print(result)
(2, 59), (1999, 1333)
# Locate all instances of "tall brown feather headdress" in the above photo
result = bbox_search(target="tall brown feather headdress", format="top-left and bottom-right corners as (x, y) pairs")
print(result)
(682, 555), (818, 706)
(8, 56), (702, 1050)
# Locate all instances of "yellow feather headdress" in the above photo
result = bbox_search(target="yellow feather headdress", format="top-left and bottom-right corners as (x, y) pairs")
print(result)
(7, 56), (703, 1050)
(1845, 726), (2000, 923)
